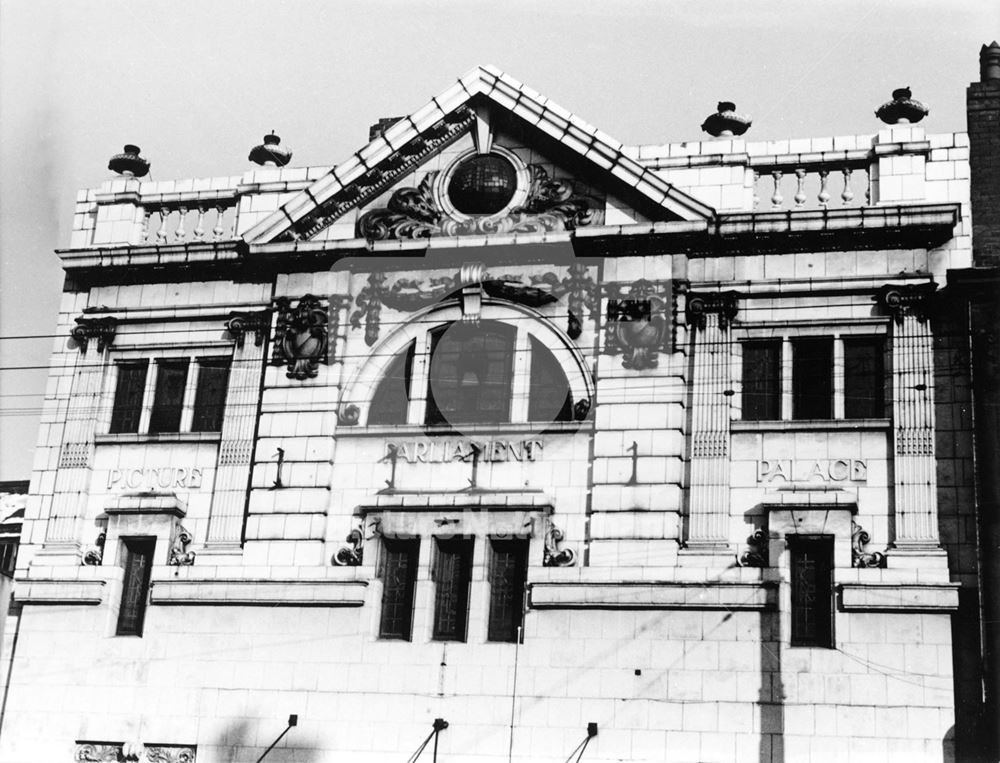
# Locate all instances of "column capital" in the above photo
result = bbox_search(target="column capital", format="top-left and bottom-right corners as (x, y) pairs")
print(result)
(69, 316), (118, 354)
(685, 290), (739, 330)
(876, 282), (937, 323)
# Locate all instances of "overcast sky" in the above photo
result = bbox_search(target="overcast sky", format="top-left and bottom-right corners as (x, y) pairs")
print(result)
(0, 0), (996, 480)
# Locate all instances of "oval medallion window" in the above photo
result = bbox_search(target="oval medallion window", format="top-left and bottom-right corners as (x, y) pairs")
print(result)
(446, 154), (518, 215)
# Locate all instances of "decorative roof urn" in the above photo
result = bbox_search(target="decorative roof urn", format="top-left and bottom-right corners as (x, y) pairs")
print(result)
(249, 132), (293, 167)
(108, 144), (150, 177)
(700, 101), (752, 137)
(875, 87), (929, 125)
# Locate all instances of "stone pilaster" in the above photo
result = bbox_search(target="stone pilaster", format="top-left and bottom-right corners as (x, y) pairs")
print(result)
(43, 318), (117, 556)
(880, 284), (943, 554)
(204, 311), (269, 548)
(681, 292), (737, 561)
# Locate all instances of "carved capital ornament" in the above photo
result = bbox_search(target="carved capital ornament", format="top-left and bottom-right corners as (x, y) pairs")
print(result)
(70, 316), (118, 353)
(271, 295), (329, 379)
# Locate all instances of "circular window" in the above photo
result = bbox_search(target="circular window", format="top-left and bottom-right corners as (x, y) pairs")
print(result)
(446, 154), (518, 215)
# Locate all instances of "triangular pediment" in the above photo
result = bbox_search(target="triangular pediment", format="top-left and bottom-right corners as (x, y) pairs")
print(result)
(243, 65), (716, 245)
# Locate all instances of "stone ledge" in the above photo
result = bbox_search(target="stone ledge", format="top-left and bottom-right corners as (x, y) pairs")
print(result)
(528, 581), (775, 610)
(14, 578), (106, 605)
(150, 578), (368, 606)
(839, 582), (960, 611)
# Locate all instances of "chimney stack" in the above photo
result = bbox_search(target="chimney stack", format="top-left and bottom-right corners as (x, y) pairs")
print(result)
(968, 42), (1000, 266)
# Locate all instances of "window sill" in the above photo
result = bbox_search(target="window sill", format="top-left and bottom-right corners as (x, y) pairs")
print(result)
(731, 418), (891, 432)
(95, 432), (223, 444)
(338, 421), (588, 438)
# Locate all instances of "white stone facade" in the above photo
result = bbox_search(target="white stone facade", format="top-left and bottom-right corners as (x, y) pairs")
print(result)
(1, 67), (977, 762)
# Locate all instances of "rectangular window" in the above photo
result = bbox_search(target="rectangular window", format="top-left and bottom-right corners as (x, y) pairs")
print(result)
(844, 338), (885, 419)
(487, 538), (528, 643)
(148, 360), (190, 434)
(116, 537), (155, 637)
(432, 538), (473, 642)
(741, 341), (781, 421)
(109, 361), (149, 434)
(191, 359), (231, 432)
(792, 338), (833, 420)
(379, 538), (419, 640)
(789, 537), (834, 647)
(0, 539), (18, 577)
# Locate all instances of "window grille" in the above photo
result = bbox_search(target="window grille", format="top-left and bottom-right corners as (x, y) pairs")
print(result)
(148, 359), (189, 433)
(432, 538), (473, 642)
(191, 359), (231, 432)
(789, 536), (834, 647)
(379, 538), (419, 640)
(487, 538), (528, 642)
(844, 338), (885, 419)
(792, 338), (833, 420)
(116, 537), (155, 637)
(741, 341), (781, 421)
(109, 361), (148, 434)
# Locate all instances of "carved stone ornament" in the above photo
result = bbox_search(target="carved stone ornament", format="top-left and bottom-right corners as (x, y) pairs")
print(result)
(701, 101), (752, 137)
(225, 310), (270, 348)
(349, 268), (555, 347)
(338, 404), (361, 426)
(530, 263), (598, 339)
(145, 745), (197, 763)
(543, 521), (576, 567)
(876, 282), (937, 324)
(356, 164), (603, 241)
(271, 295), (329, 379)
(75, 743), (122, 762)
(169, 525), (195, 566)
(275, 107), (475, 242)
(332, 517), (380, 566)
(875, 87), (929, 125)
(70, 316), (118, 354)
(738, 528), (769, 568)
(685, 291), (739, 330)
(82, 531), (106, 566)
(852, 520), (887, 568)
(603, 280), (675, 370)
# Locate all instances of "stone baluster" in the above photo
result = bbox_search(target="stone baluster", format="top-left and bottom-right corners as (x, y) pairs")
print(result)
(793, 168), (807, 207)
(752, 170), (760, 210)
(193, 206), (206, 240)
(879, 284), (941, 551)
(155, 209), (170, 241)
(841, 168), (855, 204)
(864, 168), (872, 204)
(205, 310), (270, 546)
(141, 209), (152, 242)
(817, 170), (831, 207)
(770, 171), (783, 209)
(682, 292), (739, 560)
(212, 206), (226, 240)
(175, 206), (187, 242)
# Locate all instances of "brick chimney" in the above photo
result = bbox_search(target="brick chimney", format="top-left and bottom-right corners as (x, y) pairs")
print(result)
(968, 41), (1000, 266)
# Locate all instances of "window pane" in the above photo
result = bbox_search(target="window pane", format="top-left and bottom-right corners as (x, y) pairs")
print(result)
(741, 341), (781, 421)
(425, 322), (515, 426)
(844, 338), (884, 419)
(432, 538), (473, 642)
(110, 361), (148, 434)
(191, 359), (230, 432)
(117, 537), (155, 636)
(148, 360), (189, 434)
(369, 341), (415, 425)
(379, 539), (419, 640)
(792, 338), (832, 420)
(527, 336), (573, 423)
(488, 538), (528, 642)
(790, 537), (834, 647)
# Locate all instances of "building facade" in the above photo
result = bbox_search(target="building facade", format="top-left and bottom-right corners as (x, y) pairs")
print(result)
(2, 51), (998, 762)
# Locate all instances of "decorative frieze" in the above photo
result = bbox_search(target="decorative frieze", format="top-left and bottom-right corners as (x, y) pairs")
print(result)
(271, 295), (329, 379)
(530, 262), (598, 339)
(356, 164), (603, 241)
(603, 279), (674, 370)
(75, 744), (196, 763)
(69, 316), (118, 354)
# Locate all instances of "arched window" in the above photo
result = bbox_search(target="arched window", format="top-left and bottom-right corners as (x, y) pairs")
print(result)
(364, 319), (581, 427)
(368, 340), (415, 426)
(425, 321), (515, 426)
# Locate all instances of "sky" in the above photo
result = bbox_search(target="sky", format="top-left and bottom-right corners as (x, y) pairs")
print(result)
(0, 0), (997, 480)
